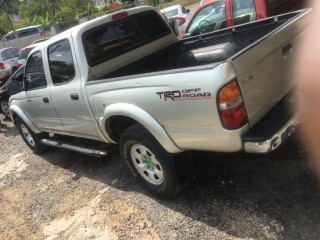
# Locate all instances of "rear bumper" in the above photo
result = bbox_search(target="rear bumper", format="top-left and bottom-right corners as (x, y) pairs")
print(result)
(242, 92), (298, 153)
(243, 117), (298, 153)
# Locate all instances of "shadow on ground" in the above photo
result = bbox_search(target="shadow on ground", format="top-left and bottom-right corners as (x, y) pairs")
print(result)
(39, 134), (320, 239)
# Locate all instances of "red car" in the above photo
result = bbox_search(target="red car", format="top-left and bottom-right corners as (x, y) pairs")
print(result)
(180, 0), (306, 38)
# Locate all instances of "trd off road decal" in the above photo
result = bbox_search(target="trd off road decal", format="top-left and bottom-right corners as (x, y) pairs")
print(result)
(156, 88), (213, 101)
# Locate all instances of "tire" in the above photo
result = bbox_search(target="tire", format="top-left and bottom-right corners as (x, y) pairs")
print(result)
(119, 124), (191, 198)
(16, 117), (50, 154)
(0, 100), (10, 118)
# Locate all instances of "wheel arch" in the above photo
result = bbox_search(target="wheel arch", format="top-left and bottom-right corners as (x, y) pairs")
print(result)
(9, 105), (41, 134)
(99, 103), (182, 153)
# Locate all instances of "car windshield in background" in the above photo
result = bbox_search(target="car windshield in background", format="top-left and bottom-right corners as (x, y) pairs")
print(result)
(187, 2), (226, 35)
(18, 47), (34, 60)
(163, 9), (178, 18)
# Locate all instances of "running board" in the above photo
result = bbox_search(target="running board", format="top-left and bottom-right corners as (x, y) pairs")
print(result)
(40, 139), (108, 158)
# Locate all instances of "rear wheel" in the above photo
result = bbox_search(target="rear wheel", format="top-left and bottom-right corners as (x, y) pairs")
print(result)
(16, 117), (50, 154)
(119, 124), (191, 198)
(0, 100), (10, 118)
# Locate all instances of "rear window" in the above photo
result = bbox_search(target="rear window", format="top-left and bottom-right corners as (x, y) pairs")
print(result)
(162, 8), (178, 18)
(268, 0), (289, 10)
(83, 11), (170, 67)
(19, 47), (35, 60)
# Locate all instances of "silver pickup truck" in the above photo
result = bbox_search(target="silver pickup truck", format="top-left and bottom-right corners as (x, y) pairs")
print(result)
(7, 6), (307, 198)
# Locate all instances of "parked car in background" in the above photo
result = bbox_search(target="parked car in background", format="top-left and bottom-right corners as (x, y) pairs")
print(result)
(1, 25), (47, 48)
(0, 65), (24, 118)
(160, 4), (191, 35)
(17, 39), (50, 68)
(32, 37), (51, 44)
(181, 0), (306, 38)
(0, 47), (19, 84)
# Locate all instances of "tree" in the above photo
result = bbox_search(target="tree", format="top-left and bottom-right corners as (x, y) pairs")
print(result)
(0, 0), (20, 46)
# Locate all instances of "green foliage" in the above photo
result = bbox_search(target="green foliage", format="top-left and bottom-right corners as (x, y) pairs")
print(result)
(0, 13), (10, 37)
(55, 6), (76, 22)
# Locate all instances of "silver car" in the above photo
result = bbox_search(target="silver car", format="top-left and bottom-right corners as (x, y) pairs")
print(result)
(1, 25), (46, 49)
(0, 47), (19, 83)
(160, 4), (191, 35)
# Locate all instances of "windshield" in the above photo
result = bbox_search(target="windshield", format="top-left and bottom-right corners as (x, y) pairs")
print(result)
(187, 1), (226, 35)
(18, 47), (34, 60)
(162, 8), (179, 18)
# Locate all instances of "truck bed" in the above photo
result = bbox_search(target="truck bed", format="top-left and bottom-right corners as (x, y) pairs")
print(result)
(96, 10), (304, 80)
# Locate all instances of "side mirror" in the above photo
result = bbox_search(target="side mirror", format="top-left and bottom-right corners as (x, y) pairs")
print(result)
(186, 9), (190, 13)
(168, 18), (179, 36)
(7, 80), (22, 95)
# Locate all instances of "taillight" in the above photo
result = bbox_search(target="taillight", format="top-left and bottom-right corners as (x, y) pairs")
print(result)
(17, 63), (22, 68)
(112, 11), (128, 20)
(0, 63), (5, 70)
(175, 17), (186, 26)
(217, 80), (248, 129)
(40, 31), (44, 38)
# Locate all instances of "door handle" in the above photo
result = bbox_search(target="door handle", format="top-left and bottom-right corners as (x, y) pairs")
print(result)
(282, 43), (293, 59)
(70, 93), (79, 100)
(43, 97), (49, 103)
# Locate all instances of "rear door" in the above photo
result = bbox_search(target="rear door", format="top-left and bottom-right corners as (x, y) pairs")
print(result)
(45, 33), (99, 139)
(231, 10), (308, 126)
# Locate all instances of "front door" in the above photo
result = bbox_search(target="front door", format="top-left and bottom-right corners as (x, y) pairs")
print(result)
(20, 50), (64, 132)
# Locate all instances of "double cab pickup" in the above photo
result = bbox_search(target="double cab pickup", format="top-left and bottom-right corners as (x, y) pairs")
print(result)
(7, 6), (307, 198)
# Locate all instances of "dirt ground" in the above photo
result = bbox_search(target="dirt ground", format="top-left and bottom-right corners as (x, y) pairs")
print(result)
(1, 117), (320, 240)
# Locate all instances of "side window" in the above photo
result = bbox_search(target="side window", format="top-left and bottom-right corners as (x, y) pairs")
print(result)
(25, 51), (47, 90)
(4, 34), (16, 41)
(48, 39), (76, 85)
(187, 2), (227, 35)
(18, 29), (38, 38)
(232, 0), (256, 26)
(11, 66), (25, 82)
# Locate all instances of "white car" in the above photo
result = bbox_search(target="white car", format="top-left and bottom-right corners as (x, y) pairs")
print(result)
(17, 39), (50, 68)
(160, 4), (191, 35)
(0, 47), (19, 83)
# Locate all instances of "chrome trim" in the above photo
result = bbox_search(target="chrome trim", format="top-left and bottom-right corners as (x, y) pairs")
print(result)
(40, 139), (108, 158)
(244, 117), (298, 153)
(219, 96), (243, 110)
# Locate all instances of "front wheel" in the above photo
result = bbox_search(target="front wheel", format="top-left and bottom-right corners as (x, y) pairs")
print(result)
(16, 117), (50, 154)
(0, 100), (10, 118)
(119, 124), (191, 198)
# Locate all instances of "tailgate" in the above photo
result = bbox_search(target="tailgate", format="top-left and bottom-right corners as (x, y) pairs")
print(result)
(232, 10), (309, 127)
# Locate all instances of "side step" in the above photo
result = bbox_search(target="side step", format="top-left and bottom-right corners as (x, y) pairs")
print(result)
(40, 139), (108, 158)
